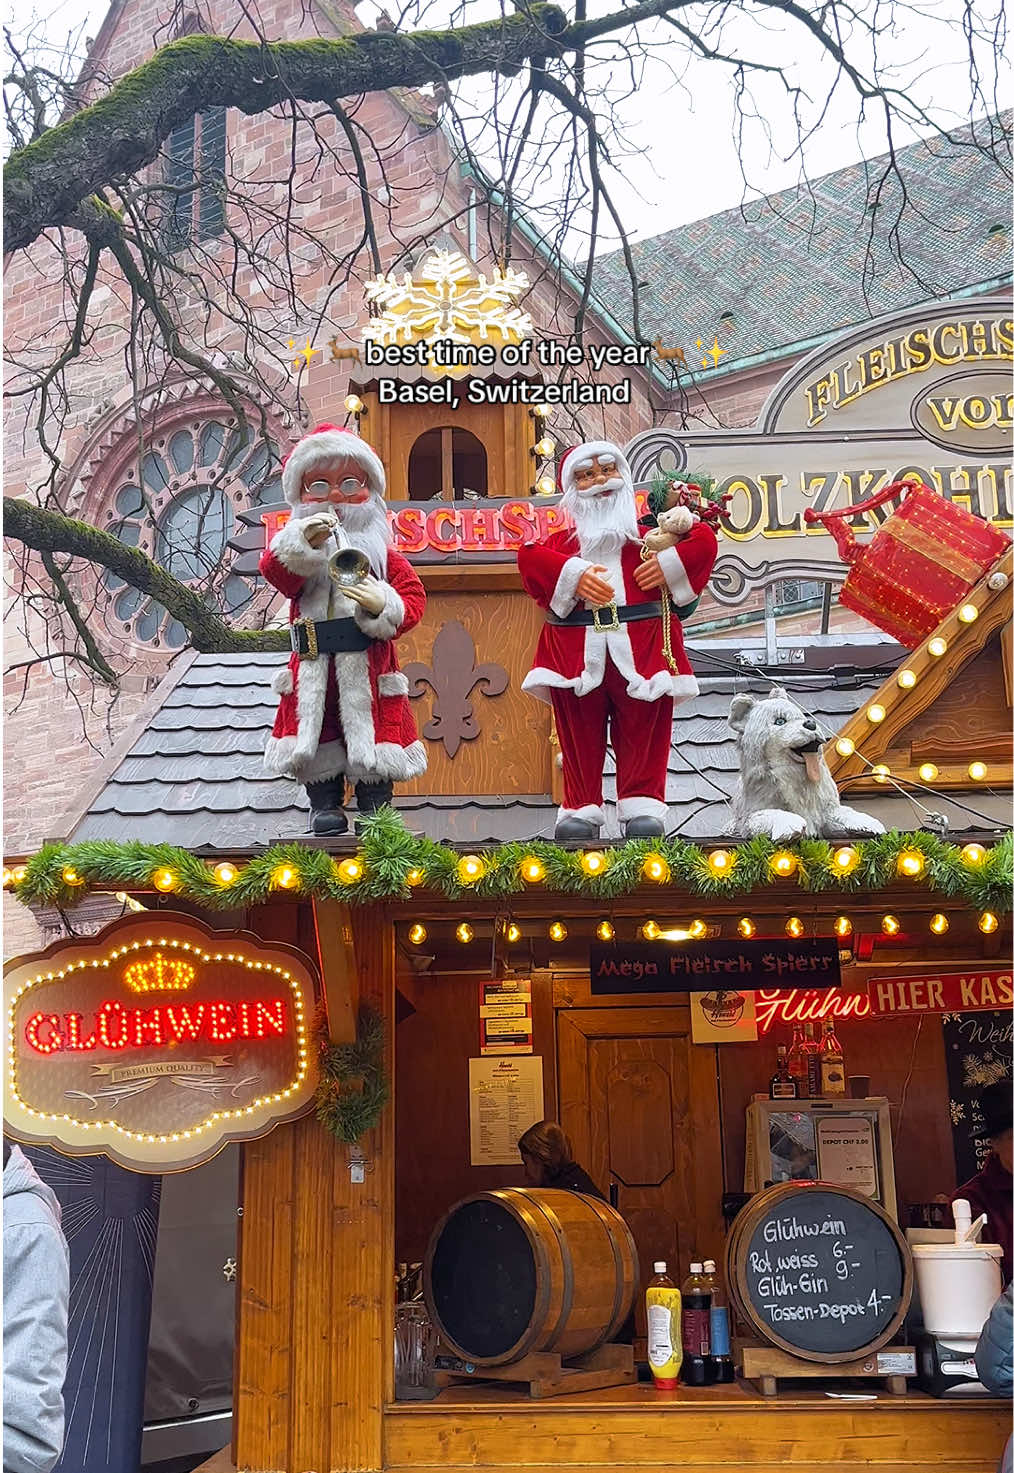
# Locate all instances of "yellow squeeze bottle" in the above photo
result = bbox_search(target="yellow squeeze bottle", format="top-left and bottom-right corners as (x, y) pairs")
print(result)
(646, 1260), (682, 1389)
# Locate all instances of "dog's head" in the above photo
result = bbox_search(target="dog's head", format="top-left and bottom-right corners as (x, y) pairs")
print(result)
(729, 690), (826, 782)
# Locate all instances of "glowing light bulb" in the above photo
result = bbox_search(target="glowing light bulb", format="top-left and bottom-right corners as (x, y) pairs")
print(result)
(929, 913), (949, 935)
(62, 866), (84, 886)
(457, 854), (485, 883)
(770, 851), (798, 877)
(918, 763), (939, 783)
(897, 849), (925, 878)
(641, 920), (661, 941)
(534, 437), (556, 457)
(521, 856), (546, 883)
(688, 918), (707, 939)
(12, 866), (26, 883)
(867, 704), (887, 724)
(405, 868), (425, 887)
(927, 636), (948, 658)
(456, 922), (474, 944)
(872, 764), (891, 784)
(506, 922), (521, 943)
(1, 868), (12, 888)
(407, 923), (427, 945)
(785, 916), (805, 939)
(596, 920), (615, 941)
(273, 865), (298, 889)
(832, 846), (859, 875)
(642, 854), (669, 883)
(834, 915), (853, 939)
(979, 911), (999, 934)
(336, 858), (363, 884)
(881, 914), (901, 936)
(344, 393), (364, 414)
(536, 476), (555, 496)
(968, 761), (988, 781)
(835, 737), (855, 758)
(581, 851), (607, 876)
(958, 603), (979, 623)
(214, 862), (237, 885)
(549, 920), (568, 942)
(737, 917), (755, 938)
(961, 843), (987, 866)
(897, 669), (917, 690)
(153, 869), (177, 892)
(708, 849), (734, 876)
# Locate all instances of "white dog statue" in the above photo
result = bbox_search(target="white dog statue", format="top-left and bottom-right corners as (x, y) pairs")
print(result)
(728, 690), (886, 843)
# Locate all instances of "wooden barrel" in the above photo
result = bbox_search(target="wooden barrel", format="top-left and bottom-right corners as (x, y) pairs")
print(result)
(725, 1181), (913, 1363)
(424, 1187), (638, 1366)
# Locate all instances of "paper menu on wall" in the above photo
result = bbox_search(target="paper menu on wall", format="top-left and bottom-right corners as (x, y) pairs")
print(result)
(468, 1056), (545, 1166)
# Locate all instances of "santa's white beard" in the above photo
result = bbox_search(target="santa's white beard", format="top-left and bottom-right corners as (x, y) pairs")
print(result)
(563, 479), (641, 559)
(337, 497), (392, 578)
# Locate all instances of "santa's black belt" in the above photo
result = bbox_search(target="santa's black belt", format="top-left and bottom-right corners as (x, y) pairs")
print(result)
(546, 601), (661, 629)
(290, 616), (372, 658)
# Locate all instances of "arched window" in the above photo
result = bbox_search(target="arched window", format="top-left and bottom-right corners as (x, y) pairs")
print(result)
(101, 415), (281, 649)
(408, 427), (488, 500)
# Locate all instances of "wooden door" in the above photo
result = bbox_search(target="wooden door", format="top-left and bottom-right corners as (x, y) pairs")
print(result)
(558, 1007), (724, 1331)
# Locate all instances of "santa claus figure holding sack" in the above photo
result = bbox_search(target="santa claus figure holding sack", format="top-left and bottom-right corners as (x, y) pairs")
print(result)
(518, 440), (717, 840)
(260, 425), (426, 835)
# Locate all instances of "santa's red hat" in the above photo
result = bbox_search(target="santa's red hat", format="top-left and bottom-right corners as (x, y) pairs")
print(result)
(280, 424), (386, 507)
(557, 440), (632, 498)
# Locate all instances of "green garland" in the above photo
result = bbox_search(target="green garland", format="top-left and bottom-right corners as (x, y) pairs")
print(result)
(315, 1005), (389, 1144)
(5, 810), (1012, 914)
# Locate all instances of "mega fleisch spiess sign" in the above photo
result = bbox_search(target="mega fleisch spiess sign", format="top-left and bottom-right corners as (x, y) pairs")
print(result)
(3, 912), (318, 1171)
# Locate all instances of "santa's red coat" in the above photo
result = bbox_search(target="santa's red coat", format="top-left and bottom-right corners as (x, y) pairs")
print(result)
(517, 524), (717, 704)
(260, 516), (426, 784)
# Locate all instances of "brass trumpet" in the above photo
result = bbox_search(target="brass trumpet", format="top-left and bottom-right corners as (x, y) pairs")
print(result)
(327, 545), (371, 587)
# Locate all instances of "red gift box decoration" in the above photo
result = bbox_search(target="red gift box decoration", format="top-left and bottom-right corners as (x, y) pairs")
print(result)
(804, 479), (1011, 648)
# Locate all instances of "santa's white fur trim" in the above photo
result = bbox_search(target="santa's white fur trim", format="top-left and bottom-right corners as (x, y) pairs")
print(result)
(269, 517), (333, 577)
(282, 431), (386, 507)
(353, 580), (405, 642)
(332, 649), (377, 773)
(345, 740), (427, 782)
(549, 555), (592, 618)
(271, 666), (294, 696)
(561, 440), (631, 498)
(378, 671), (409, 697)
(656, 544), (696, 606)
(264, 735), (348, 784)
(557, 804), (605, 825)
(617, 796), (668, 823)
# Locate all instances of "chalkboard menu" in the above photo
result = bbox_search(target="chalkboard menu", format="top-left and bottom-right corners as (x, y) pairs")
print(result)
(727, 1183), (911, 1361)
(943, 1010), (1013, 1186)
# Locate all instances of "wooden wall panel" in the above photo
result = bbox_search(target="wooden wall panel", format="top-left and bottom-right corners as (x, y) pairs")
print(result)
(900, 637), (1012, 756)
(395, 969), (555, 1264)
(397, 590), (552, 796)
(234, 906), (394, 1473)
(718, 1013), (956, 1215)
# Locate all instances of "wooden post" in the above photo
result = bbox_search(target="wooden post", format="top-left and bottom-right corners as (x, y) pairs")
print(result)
(313, 896), (360, 1044)
(234, 905), (394, 1472)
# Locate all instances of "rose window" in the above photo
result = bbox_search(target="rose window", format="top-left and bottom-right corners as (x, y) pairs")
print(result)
(101, 418), (281, 649)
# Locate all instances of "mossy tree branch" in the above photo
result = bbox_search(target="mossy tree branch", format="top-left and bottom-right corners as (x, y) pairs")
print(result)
(4, 496), (288, 654)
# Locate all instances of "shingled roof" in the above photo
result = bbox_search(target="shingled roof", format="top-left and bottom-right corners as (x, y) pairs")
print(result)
(592, 114), (1012, 374)
(65, 652), (889, 848)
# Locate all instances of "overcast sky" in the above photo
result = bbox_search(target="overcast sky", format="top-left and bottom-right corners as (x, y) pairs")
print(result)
(7, 0), (1011, 244)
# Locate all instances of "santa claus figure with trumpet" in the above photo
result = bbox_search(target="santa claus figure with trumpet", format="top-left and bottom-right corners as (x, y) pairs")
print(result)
(518, 440), (717, 841)
(260, 424), (426, 835)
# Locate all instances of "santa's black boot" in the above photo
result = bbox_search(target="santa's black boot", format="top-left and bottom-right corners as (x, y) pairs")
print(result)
(354, 779), (394, 832)
(305, 778), (349, 837)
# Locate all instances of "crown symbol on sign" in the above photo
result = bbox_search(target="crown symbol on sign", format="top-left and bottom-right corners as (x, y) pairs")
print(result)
(123, 951), (197, 994)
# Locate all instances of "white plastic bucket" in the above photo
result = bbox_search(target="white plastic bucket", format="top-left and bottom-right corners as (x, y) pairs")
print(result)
(911, 1243), (1003, 1339)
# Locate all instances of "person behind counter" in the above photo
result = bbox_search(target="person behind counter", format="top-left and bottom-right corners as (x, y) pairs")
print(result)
(951, 1079), (1013, 1284)
(519, 1121), (604, 1199)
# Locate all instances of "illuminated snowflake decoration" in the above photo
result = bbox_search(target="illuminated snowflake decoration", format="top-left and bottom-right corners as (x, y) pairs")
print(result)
(950, 1100), (966, 1125)
(363, 249), (533, 376)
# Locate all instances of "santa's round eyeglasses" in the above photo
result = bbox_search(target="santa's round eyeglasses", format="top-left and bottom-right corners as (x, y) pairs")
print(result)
(302, 476), (368, 499)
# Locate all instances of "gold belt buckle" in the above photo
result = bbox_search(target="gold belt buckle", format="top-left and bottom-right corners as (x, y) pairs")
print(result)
(295, 617), (319, 660)
(592, 601), (620, 632)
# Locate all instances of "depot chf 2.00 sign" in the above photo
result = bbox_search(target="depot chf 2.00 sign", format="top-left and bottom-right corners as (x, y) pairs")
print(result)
(3, 912), (318, 1171)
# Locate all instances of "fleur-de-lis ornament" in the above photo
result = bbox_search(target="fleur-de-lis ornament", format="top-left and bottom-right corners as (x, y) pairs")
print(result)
(403, 620), (509, 758)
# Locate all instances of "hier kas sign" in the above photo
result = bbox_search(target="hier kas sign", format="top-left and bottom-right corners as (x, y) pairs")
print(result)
(3, 912), (318, 1171)
(589, 938), (841, 994)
